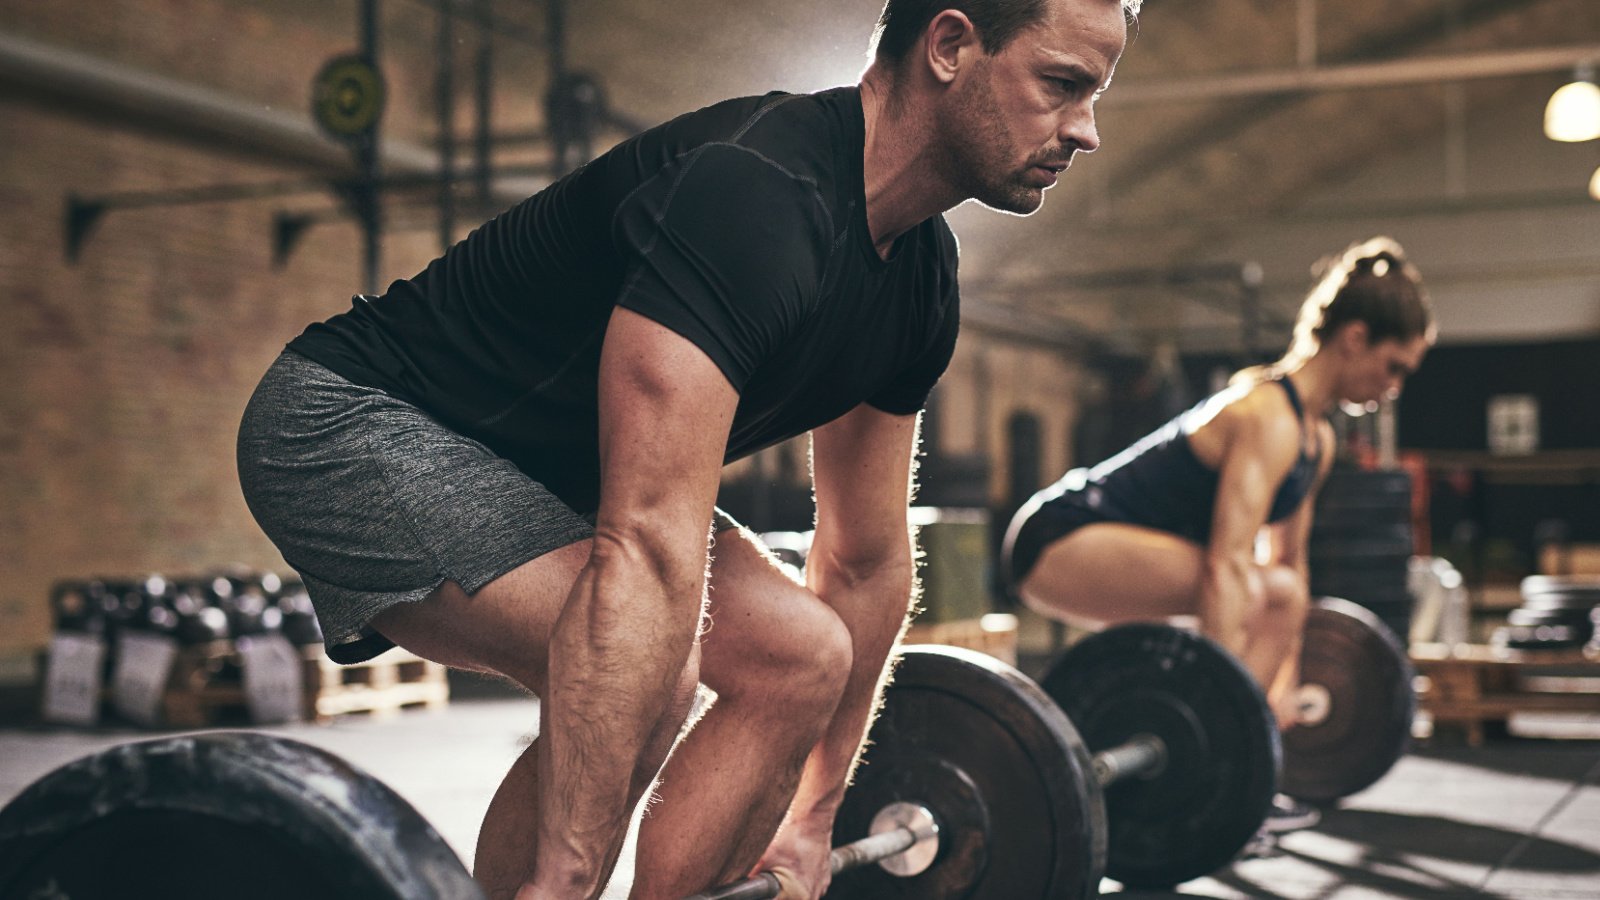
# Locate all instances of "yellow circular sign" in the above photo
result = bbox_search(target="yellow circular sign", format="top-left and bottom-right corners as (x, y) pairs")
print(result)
(312, 54), (386, 138)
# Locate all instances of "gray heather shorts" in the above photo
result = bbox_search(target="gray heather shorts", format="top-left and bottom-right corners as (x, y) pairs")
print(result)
(237, 351), (603, 664)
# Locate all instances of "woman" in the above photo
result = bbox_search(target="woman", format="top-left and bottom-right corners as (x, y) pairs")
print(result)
(1004, 236), (1434, 737)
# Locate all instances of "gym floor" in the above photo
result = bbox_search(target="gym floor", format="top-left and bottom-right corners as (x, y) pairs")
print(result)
(2, 694), (1597, 899)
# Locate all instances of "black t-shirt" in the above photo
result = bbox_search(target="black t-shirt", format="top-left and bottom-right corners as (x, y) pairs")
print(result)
(288, 86), (960, 514)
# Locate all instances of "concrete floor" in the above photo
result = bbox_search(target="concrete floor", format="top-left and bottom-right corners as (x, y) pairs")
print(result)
(2, 697), (1598, 899)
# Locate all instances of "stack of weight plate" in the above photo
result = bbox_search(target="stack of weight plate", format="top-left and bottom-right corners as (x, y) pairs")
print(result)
(1493, 575), (1600, 651)
(1309, 469), (1416, 643)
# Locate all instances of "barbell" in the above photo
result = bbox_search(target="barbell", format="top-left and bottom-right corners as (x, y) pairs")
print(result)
(0, 607), (1412, 899)
(699, 626), (1289, 898)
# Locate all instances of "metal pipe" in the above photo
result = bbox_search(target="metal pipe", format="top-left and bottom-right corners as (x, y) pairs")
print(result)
(437, 0), (457, 252)
(1104, 44), (1600, 107)
(0, 30), (434, 176)
(358, 0), (384, 293)
(475, 0), (494, 205)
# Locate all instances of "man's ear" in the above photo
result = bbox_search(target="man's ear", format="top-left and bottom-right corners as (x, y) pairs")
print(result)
(924, 10), (981, 85)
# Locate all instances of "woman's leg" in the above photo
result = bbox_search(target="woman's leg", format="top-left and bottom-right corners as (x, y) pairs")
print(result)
(1020, 524), (1312, 730)
(1017, 521), (1208, 626)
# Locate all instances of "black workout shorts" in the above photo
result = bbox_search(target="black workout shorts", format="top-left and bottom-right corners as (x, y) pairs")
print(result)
(1001, 493), (1105, 595)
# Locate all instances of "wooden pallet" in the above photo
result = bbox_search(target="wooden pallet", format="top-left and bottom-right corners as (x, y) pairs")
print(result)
(1410, 641), (1600, 745)
(162, 642), (448, 728)
(904, 613), (1019, 666)
(304, 646), (449, 722)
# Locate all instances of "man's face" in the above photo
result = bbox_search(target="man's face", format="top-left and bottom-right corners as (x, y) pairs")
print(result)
(940, 0), (1127, 215)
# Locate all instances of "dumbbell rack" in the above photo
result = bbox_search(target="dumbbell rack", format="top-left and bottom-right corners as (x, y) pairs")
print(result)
(161, 643), (450, 728)
(1411, 642), (1600, 746)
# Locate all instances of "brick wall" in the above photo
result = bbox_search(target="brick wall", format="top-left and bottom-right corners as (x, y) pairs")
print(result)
(0, 0), (510, 659)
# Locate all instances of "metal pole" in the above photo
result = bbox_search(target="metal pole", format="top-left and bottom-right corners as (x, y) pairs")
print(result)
(547, 0), (570, 172)
(474, 0), (494, 205)
(359, 0), (384, 293)
(436, 0), (456, 252)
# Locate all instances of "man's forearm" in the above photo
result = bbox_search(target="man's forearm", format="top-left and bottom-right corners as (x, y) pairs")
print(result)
(534, 550), (702, 893)
(784, 559), (915, 821)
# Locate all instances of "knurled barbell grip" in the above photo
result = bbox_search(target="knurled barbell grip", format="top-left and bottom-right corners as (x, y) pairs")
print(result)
(681, 817), (936, 900)
(1091, 733), (1168, 786)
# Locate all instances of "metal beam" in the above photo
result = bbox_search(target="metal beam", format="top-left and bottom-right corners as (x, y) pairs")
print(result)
(1104, 44), (1600, 107)
(0, 30), (435, 175)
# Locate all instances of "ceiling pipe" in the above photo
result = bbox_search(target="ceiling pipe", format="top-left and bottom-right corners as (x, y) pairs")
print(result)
(0, 31), (438, 176)
(1104, 44), (1600, 107)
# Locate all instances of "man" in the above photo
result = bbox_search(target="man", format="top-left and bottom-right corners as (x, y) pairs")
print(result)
(236, 1), (1134, 897)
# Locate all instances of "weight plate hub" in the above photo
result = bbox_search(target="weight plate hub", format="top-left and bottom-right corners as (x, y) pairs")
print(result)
(0, 733), (483, 900)
(1041, 626), (1279, 889)
(830, 645), (1103, 900)
(1281, 598), (1414, 804)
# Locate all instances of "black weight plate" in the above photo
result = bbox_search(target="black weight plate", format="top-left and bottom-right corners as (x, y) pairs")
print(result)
(1310, 521), (1414, 542)
(1521, 576), (1600, 601)
(1315, 472), (1412, 503)
(1042, 626), (1279, 889)
(1494, 624), (1590, 650)
(0, 733), (483, 900)
(1308, 535), (1415, 561)
(1309, 504), (1412, 530)
(829, 645), (1102, 900)
(1508, 607), (1594, 628)
(1281, 598), (1414, 804)
(1518, 594), (1600, 613)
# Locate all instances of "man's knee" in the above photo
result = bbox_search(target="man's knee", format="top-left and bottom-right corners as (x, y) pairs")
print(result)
(718, 587), (852, 710)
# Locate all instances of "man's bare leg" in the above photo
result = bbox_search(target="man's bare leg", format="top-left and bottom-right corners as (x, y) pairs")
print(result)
(628, 532), (853, 899)
(369, 541), (701, 900)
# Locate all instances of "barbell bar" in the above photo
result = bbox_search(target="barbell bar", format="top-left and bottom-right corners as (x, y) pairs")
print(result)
(689, 725), (1173, 900)
(682, 802), (939, 900)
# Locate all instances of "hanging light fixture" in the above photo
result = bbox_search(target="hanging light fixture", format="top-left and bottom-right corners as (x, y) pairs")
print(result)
(1589, 163), (1600, 202)
(1544, 64), (1600, 142)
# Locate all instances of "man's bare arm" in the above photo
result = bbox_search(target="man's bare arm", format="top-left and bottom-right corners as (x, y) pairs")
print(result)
(530, 308), (737, 896)
(791, 404), (922, 821)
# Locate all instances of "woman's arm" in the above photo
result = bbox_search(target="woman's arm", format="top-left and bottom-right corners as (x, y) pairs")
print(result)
(1197, 389), (1303, 657)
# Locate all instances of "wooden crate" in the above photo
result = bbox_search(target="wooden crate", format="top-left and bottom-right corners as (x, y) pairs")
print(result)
(162, 642), (448, 728)
(1410, 641), (1600, 745)
(904, 613), (1019, 666)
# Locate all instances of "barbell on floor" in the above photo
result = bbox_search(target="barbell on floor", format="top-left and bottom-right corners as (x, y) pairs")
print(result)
(1040, 624), (1283, 889)
(0, 608), (1413, 899)
(688, 637), (1248, 896)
